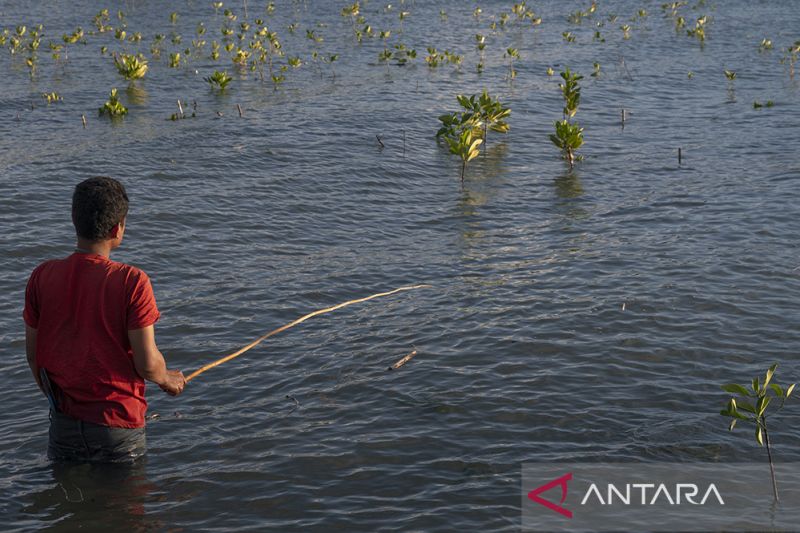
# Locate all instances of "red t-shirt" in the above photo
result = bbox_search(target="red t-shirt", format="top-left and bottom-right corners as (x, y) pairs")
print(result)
(23, 252), (161, 428)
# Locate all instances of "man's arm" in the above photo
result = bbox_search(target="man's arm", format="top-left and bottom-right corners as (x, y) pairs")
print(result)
(128, 325), (185, 396)
(25, 324), (43, 392)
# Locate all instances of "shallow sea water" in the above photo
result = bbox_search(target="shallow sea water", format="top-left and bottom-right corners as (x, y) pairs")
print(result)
(1, 1), (799, 530)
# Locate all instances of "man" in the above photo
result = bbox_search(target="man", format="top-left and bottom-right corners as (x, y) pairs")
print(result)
(24, 176), (185, 462)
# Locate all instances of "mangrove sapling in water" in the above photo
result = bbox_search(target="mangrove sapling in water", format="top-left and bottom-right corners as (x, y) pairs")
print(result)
(447, 128), (483, 187)
(551, 69), (585, 170)
(549, 120), (584, 170)
(205, 70), (232, 91)
(113, 53), (148, 81)
(41, 92), (62, 104)
(475, 34), (486, 72)
(456, 90), (511, 151)
(559, 68), (583, 119)
(99, 88), (127, 117)
(504, 47), (519, 81)
(720, 364), (796, 502)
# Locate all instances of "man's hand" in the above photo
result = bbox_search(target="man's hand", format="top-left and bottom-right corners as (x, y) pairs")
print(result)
(159, 369), (186, 396)
(129, 326), (186, 397)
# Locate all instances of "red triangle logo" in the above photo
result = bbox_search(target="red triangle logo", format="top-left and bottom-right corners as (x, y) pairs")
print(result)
(527, 472), (573, 518)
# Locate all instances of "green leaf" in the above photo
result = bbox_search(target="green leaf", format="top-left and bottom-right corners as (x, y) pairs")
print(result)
(787, 383), (796, 398)
(765, 364), (777, 387)
(769, 383), (784, 398)
(752, 377), (760, 394)
(729, 419), (737, 431)
(721, 384), (752, 397)
(756, 425), (764, 446)
(736, 400), (756, 413)
(756, 395), (771, 416)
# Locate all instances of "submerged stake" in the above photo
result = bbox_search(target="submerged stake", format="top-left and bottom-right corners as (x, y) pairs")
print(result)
(81, 114), (86, 128)
(185, 284), (432, 383)
(678, 147), (682, 165)
(388, 349), (418, 370)
(237, 103), (243, 117)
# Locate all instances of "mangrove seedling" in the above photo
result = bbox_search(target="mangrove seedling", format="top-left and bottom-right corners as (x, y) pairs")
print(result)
(456, 90), (511, 149)
(447, 128), (483, 187)
(392, 45), (416, 66)
(113, 53), (148, 81)
(562, 31), (576, 43)
(720, 364), (796, 502)
(687, 15), (708, 43)
(169, 52), (181, 68)
(99, 88), (128, 117)
(505, 47), (520, 80)
(559, 68), (583, 118)
(759, 38), (773, 52)
(753, 100), (774, 109)
(591, 62), (600, 77)
(205, 70), (232, 91)
(724, 69), (737, 81)
(549, 119), (584, 170)
(42, 92), (62, 104)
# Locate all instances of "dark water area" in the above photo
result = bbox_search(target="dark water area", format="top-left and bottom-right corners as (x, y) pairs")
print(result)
(1, 0), (799, 530)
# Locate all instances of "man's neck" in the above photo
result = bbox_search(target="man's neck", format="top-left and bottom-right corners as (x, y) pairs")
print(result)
(75, 238), (114, 258)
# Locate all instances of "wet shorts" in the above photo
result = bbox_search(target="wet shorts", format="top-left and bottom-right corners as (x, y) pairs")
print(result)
(48, 410), (146, 463)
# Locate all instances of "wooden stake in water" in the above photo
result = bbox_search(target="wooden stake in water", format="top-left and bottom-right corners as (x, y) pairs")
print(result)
(81, 115), (87, 129)
(388, 348), (418, 370)
(177, 99), (184, 118)
(621, 108), (626, 128)
(237, 104), (243, 117)
(185, 284), (432, 383)
(678, 147), (682, 165)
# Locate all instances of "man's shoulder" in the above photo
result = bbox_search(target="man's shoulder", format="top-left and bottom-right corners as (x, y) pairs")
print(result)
(30, 256), (70, 277)
(112, 260), (153, 286)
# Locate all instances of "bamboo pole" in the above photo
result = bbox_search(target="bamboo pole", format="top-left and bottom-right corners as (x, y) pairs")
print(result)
(388, 348), (418, 370)
(185, 284), (431, 382)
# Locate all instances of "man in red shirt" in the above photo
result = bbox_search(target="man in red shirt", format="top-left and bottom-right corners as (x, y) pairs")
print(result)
(24, 176), (185, 462)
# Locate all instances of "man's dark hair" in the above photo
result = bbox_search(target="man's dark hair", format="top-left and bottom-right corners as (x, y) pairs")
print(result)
(72, 177), (129, 241)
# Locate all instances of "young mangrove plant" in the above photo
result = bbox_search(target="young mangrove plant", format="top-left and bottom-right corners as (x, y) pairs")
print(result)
(559, 68), (583, 119)
(447, 128), (483, 187)
(687, 15), (708, 43)
(504, 47), (520, 80)
(113, 53), (148, 81)
(550, 120), (584, 170)
(455, 90), (511, 150)
(436, 104), (484, 187)
(99, 88), (128, 117)
(42, 92), (62, 104)
(720, 364), (796, 502)
(782, 41), (800, 78)
(475, 34), (486, 72)
(550, 69), (585, 170)
(205, 70), (232, 91)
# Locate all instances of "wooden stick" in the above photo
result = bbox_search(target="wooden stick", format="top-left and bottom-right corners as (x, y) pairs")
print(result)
(237, 103), (243, 117)
(81, 115), (87, 128)
(678, 147), (682, 165)
(388, 348), (417, 370)
(185, 284), (431, 382)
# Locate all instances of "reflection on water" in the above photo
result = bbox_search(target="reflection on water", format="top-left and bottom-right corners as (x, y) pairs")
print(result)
(554, 173), (584, 199)
(125, 85), (149, 107)
(21, 460), (160, 532)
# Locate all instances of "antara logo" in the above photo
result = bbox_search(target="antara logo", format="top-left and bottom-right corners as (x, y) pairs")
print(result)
(528, 474), (725, 519)
(528, 473), (573, 518)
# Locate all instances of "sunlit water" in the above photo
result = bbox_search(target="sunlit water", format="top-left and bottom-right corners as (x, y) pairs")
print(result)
(1, 1), (799, 530)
